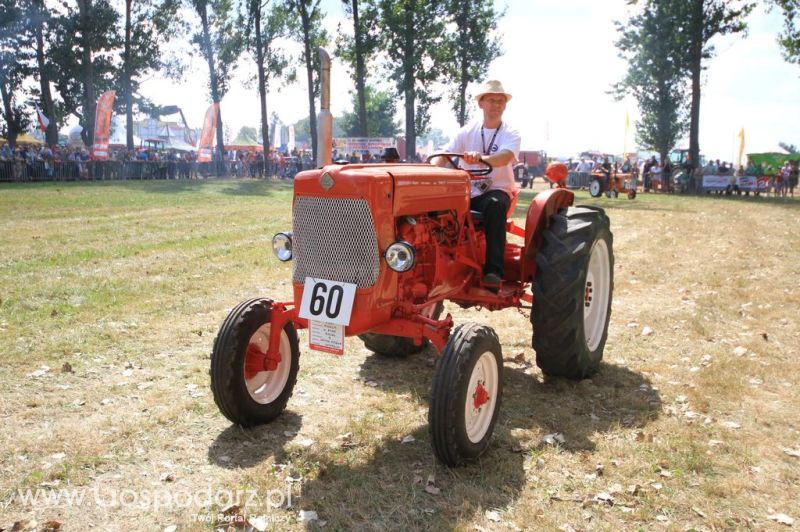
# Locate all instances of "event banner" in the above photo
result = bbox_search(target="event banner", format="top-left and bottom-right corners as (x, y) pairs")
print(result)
(197, 103), (220, 162)
(91, 91), (116, 160)
(333, 137), (394, 154)
(702, 175), (770, 191)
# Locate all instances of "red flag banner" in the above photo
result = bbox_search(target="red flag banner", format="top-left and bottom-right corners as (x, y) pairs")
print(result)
(196, 103), (219, 162)
(92, 91), (116, 159)
(36, 106), (49, 132)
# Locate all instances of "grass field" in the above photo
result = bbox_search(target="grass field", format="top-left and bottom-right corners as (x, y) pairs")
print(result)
(1, 179), (799, 531)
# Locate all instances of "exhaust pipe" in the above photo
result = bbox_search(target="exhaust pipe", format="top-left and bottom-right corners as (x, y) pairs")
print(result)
(317, 47), (332, 167)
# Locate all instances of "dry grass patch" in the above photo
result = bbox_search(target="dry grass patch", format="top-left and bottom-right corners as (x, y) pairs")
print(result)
(1, 180), (799, 531)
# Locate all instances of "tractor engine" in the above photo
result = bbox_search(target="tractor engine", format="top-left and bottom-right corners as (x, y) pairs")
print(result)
(392, 210), (471, 309)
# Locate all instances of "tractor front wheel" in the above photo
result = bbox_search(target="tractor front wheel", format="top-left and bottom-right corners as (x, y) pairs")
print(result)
(589, 179), (604, 197)
(531, 206), (614, 379)
(211, 298), (299, 426)
(429, 323), (503, 466)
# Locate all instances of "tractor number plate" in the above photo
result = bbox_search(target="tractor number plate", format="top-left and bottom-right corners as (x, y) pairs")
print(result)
(299, 278), (356, 356)
(299, 278), (357, 326)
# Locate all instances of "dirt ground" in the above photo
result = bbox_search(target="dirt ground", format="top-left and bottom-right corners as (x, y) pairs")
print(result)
(0, 179), (798, 531)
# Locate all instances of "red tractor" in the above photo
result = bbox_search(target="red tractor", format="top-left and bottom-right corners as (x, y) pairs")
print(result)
(210, 51), (614, 467)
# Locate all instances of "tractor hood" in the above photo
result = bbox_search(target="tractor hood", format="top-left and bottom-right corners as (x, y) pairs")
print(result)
(293, 163), (470, 217)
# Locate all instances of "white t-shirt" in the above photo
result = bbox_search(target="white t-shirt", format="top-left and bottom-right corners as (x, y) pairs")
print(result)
(444, 121), (521, 197)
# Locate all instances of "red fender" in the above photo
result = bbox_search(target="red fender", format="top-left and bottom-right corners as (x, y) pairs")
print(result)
(520, 187), (574, 282)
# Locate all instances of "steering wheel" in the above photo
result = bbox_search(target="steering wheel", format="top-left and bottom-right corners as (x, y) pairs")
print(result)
(426, 152), (493, 177)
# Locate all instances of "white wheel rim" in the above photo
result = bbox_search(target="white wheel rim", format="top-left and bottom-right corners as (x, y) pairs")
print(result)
(583, 239), (611, 352)
(590, 181), (600, 195)
(244, 323), (291, 404)
(464, 351), (499, 443)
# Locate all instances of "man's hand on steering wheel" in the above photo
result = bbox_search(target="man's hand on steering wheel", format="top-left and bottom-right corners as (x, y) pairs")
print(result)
(426, 152), (492, 177)
(461, 151), (483, 165)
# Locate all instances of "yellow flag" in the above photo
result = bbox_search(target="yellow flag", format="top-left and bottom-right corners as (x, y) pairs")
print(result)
(737, 127), (745, 169)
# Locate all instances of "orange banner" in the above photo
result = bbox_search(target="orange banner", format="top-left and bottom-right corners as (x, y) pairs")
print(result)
(91, 90), (116, 159)
(196, 103), (219, 162)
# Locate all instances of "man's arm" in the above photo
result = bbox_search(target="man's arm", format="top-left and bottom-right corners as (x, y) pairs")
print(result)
(461, 149), (514, 167)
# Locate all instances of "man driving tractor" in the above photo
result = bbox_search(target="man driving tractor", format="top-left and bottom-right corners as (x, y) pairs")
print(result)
(432, 80), (521, 287)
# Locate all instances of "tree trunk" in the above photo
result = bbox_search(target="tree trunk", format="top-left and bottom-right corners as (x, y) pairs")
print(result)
(352, 0), (367, 136)
(688, 0), (703, 178)
(77, 0), (96, 147)
(124, 0), (134, 150)
(33, 0), (58, 146)
(0, 81), (19, 146)
(298, 1), (318, 160)
(254, 0), (270, 156)
(457, 64), (468, 127)
(199, 3), (226, 166)
(402, 0), (415, 159)
(456, 5), (468, 127)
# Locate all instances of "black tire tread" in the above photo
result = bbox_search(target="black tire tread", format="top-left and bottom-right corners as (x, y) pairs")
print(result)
(531, 206), (614, 379)
(211, 298), (299, 427)
(429, 323), (503, 467)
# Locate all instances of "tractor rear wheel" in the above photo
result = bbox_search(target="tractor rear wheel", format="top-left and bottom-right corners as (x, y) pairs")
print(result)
(359, 301), (444, 357)
(211, 298), (299, 426)
(429, 323), (503, 466)
(531, 206), (613, 379)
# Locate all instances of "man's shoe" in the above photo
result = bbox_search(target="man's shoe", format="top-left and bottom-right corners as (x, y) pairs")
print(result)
(482, 273), (502, 286)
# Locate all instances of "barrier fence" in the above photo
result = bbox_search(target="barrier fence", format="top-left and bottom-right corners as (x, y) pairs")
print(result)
(0, 159), (315, 183)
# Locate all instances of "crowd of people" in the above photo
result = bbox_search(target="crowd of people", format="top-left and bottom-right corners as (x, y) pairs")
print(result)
(0, 142), (319, 181)
(556, 153), (799, 197)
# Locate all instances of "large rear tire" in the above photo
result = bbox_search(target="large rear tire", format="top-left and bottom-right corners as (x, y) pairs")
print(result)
(531, 206), (614, 379)
(429, 323), (503, 467)
(211, 298), (299, 426)
(359, 301), (444, 357)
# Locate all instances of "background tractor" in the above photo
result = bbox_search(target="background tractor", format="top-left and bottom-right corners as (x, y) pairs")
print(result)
(210, 50), (615, 467)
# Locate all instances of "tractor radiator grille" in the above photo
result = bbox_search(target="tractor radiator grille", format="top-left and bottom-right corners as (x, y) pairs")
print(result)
(293, 196), (381, 288)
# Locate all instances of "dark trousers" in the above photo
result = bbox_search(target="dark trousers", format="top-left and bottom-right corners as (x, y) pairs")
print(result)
(471, 189), (510, 277)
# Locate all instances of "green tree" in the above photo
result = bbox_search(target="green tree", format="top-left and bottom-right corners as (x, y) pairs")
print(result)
(0, 0), (33, 145)
(26, 0), (59, 145)
(121, 0), (184, 149)
(378, 0), (447, 160)
(49, 0), (121, 145)
(613, 1), (689, 163)
(336, 0), (380, 136)
(287, 0), (328, 161)
(244, 0), (295, 155)
(189, 0), (244, 161)
(779, 141), (798, 153)
(339, 86), (400, 137)
(444, 0), (503, 126)
(772, 0), (800, 64)
(682, 0), (754, 172)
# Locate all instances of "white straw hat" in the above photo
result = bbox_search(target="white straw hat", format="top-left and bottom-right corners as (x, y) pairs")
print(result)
(475, 80), (512, 102)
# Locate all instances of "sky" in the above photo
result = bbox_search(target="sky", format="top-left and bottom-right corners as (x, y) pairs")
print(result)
(139, 0), (800, 162)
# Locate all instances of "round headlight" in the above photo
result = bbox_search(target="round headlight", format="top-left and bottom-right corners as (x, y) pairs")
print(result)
(272, 232), (293, 261)
(385, 241), (416, 272)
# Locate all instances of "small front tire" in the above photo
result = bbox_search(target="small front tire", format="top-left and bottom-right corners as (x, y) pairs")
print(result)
(429, 323), (503, 467)
(589, 179), (604, 197)
(211, 298), (299, 427)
